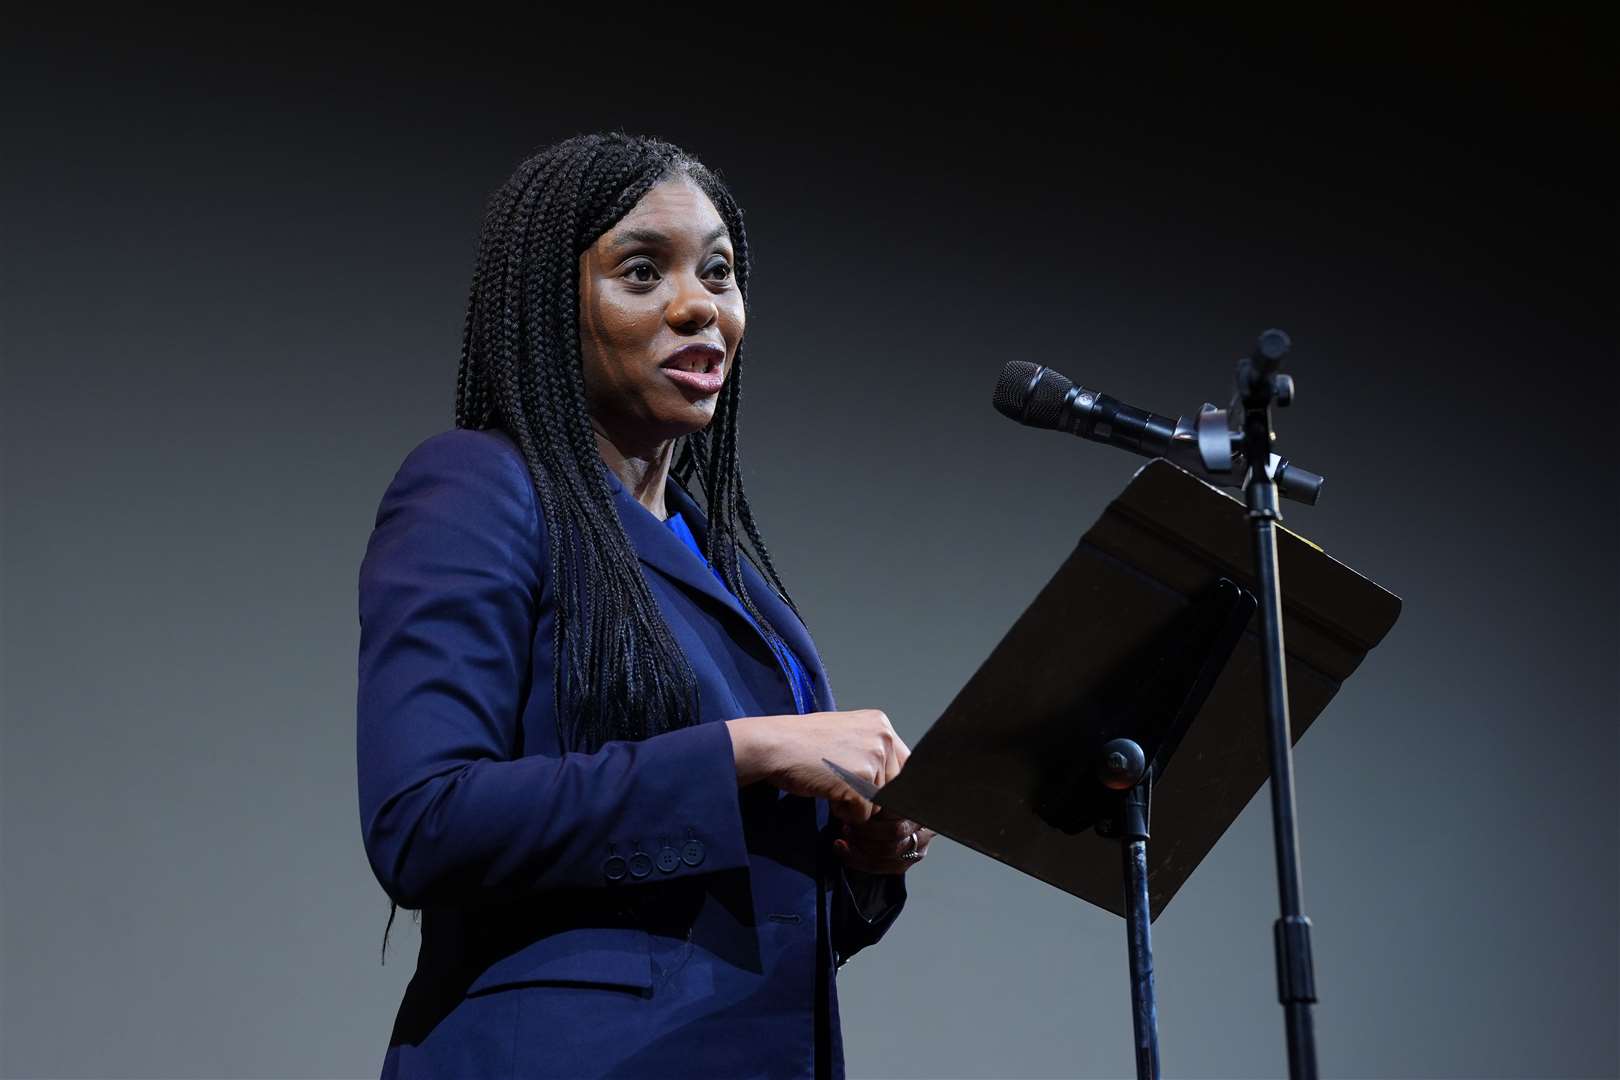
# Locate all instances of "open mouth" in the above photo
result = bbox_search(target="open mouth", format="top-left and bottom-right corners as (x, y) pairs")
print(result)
(660, 341), (732, 396)
(660, 343), (724, 374)
(658, 343), (727, 397)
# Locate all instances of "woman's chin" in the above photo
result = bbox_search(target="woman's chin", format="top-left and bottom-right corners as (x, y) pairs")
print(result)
(636, 402), (716, 446)
(658, 394), (719, 433)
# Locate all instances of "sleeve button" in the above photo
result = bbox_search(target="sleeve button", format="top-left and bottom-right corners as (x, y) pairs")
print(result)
(628, 851), (654, 878)
(656, 846), (681, 873)
(680, 839), (706, 867)
(603, 855), (627, 882)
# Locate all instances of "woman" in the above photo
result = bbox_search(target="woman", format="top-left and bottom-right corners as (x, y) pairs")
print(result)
(356, 132), (934, 1079)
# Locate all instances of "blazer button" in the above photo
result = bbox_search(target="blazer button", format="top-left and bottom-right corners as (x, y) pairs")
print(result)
(655, 846), (681, 873)
(603, 855), (627, 882)
(681, 839), (705, 867)
(628, 851), (654, 878)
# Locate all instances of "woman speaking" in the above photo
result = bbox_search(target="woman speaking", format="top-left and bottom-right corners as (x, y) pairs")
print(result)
(356, 132), (933, 1079)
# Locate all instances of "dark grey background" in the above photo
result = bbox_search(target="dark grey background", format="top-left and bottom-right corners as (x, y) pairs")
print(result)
(3, 8), (1614, 1078)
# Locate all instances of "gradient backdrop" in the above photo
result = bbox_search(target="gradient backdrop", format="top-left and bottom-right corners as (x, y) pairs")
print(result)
(3, 8), (1614, 1079)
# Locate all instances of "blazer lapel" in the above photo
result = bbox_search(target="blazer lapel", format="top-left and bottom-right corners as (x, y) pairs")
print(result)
(604, 464), (834, 712)
(663, 478), (834, 713)
(604, 466), (753, 628)
(736, 551), (835, 713)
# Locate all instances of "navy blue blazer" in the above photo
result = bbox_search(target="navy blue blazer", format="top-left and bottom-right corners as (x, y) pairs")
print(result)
(357, 427), (906, 1079)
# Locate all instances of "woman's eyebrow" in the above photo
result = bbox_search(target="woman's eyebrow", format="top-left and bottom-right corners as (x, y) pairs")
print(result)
(608, 224), (730, 252)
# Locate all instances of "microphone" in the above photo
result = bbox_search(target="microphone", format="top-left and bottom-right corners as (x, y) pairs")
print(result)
(993, 360), (1325, 505)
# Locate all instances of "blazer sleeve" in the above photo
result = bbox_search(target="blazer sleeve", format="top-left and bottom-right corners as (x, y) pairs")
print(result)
(829, 846), (908, 966)
(356, 430), (751, 909)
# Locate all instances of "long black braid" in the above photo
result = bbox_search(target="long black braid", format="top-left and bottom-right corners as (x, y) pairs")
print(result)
(383, 133), (804, 959)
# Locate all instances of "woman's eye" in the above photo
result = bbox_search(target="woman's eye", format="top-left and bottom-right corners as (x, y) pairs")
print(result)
(626, 261), (658, 284)
(706, 260), (733, 282)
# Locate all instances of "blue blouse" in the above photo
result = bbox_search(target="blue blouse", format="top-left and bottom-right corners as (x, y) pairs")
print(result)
(664, 511), (816, 714)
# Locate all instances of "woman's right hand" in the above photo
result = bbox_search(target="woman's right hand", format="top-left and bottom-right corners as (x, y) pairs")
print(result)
(724, 710), (909, 823)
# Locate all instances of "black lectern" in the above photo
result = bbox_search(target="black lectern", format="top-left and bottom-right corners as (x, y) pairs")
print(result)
(868, 459), (1401, 1077)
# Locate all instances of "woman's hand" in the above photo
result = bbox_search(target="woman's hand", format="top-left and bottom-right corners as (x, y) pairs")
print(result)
(834, 810), (936, 875)
(725, 709), (907, 823)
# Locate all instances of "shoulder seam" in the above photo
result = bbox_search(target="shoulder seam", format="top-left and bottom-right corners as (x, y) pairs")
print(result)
(412, 427), (544, 545)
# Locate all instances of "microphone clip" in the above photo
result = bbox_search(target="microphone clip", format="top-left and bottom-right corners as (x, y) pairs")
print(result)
(1174, 398), (1323, 507)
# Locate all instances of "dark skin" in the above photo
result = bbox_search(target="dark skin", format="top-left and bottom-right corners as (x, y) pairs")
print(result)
(577, 177), (935, 875)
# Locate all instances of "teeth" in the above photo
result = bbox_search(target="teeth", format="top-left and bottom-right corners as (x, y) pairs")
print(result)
(668, 350), (718, 373)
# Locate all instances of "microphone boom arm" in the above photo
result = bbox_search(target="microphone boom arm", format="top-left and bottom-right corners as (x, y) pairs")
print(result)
(1052, 383), (1324, 505)
(994, 361), (1324, 505)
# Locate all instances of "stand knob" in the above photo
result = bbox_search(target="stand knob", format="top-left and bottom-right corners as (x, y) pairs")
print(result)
(1097, 738), (1147, 790)
(1256, 328), (1291, 366)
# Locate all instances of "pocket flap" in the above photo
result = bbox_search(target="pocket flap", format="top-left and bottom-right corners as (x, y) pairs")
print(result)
(466, 926), (652, 995)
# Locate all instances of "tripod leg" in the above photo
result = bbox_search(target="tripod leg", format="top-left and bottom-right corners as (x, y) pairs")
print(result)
(1123, 835), (1161, 1080)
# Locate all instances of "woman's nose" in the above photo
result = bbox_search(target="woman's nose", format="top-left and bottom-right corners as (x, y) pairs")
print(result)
(665, 276), (718, 331)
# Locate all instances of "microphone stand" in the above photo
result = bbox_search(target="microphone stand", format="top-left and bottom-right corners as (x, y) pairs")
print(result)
(1234, 329), (1320, 1080)
(991, 332), (1333, 1076)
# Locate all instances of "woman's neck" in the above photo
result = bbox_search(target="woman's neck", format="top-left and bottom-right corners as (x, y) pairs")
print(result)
(594, 428), (675, 521)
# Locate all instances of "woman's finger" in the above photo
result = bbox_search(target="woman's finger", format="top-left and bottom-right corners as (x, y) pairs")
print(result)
(829, 790), (879, 825)
(833, 839), (917, 876)
(835, 824), (936, 870)
(881, 729), (902, 787)
(843, 817), (918, 856)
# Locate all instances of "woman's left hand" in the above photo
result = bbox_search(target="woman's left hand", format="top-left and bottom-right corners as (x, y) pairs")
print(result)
(833, 810), (935, 874)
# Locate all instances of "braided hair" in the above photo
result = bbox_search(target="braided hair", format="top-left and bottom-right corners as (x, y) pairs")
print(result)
(382, 133), (803, 958)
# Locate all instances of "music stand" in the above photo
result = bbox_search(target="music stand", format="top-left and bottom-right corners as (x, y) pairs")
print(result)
(869, 460), (1401, 1079)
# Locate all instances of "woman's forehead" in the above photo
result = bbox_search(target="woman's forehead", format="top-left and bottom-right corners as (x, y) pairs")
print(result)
(606, 178), (727, 243)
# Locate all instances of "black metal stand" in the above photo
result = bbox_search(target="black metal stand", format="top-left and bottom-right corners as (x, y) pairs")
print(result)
(1236, 330), (1320, 1080)
(1103, 744), (1159, 1080)
(1038, 578), (1255, 1080)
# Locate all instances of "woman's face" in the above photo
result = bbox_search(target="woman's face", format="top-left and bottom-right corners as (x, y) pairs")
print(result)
(578, 176), (744, 455)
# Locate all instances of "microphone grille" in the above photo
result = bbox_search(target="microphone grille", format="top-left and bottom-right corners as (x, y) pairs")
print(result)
(993, 360), (1073, 429)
